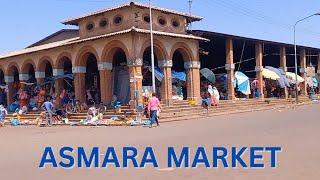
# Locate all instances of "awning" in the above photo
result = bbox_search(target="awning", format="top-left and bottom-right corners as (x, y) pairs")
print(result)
(265, 66), (290, 88)
(235, 71), (251, 95)
(147, 67), (164, 82)
(286, 72), (305, 84)
(200, 68), (216, 84)
(172, 71), (186, 81)
(262, 68), (280, 80)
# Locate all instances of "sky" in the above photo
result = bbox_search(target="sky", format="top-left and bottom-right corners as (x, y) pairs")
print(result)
(0, 0), (320, 54)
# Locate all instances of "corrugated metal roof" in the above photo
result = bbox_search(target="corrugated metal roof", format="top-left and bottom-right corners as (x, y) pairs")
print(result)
(0, 27), (206, 60)
(0, 37), (79, 60)
(62, 1), (202, 25)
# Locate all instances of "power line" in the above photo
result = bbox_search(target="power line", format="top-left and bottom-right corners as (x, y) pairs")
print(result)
(202, 0), (320, 39)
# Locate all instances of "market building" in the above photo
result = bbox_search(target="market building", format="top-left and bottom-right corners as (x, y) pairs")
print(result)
(0, 1), (319, 109)
(0, 2), (206, 107)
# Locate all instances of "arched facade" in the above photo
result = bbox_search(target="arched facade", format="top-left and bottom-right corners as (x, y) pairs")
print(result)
(21, 60), (36, 83)
(0, 31), (201, 108)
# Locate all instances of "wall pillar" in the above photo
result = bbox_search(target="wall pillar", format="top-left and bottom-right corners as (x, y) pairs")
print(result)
(280, 46), (288, 99)
(255, 42), (264, 99)
(73, 66), (86, 103)
(159, 60), (173, 106)
(128, 59), (143, 108)
(98, 62), (113, 104)
(4, 76), (14, 106)
(226, 38), (235, 100)
(299, 49), (307, 95)
(184, 61), (201, 103)
(53, 69), (64, 107)
(19, 74), (29, 82)
(35, 71), (45, 84)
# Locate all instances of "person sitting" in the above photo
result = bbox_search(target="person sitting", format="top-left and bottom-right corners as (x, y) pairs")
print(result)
(29, 97), (38, 111)
(9, 100), (20, 112)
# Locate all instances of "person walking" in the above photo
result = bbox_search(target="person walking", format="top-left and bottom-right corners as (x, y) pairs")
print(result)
(41, 96), (54, 127)
(0, 105), (8, 127)
(147, 93), (162, 128)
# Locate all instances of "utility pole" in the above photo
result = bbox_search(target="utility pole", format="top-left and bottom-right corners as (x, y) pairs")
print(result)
(149, 0), (156, 93)
(188, 0), (193, 31)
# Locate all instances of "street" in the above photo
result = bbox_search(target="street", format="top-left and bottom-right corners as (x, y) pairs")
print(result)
(0, 103), (319, 180)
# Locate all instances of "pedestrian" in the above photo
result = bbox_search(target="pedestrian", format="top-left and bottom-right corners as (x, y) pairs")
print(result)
(0, 105), (8, 127)
(41, 96), (54, 127)
(147, 92), (162, 128)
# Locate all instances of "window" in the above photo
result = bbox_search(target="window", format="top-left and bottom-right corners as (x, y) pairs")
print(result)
(99, 19), (108, 28)
(158, 17), (167, 26)
(86, 23), (94, 31)
(172, 19), (180, 28)
(114, 15), (123, 25)
(143, 15), (150, 23)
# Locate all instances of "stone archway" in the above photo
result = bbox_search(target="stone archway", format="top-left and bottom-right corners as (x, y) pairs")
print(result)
(101, 41), (131, 104)
(112, 48), (130, 104)
(21, 61), (36, 83)
(0, 67), (6, 106)
(56, 54), (73, 92)
(170, 42), (198, 101)
(74, 46), (101, 104)
(6, 63), (20, 104)
(0, 67), (5, 85)
(86, 53), (100, 104)
(141, 42), (167, 99)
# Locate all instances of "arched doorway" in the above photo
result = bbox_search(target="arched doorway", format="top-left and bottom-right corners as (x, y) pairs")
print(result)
(85, 53), (100, 104)
(112, 48), (130, 104)
(0, 69), (5, 85)
(22, 63), (36, 83)
(172, 50), (188, 100)
(0, 69), (6, 105)
(142, 47), (161, 97)
(8, 65), (20, 102)
(58, 57), (74, 92)
(42, 60), (54, 94)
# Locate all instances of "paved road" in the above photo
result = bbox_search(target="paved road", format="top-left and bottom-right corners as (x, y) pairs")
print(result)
(0, 103), (319, 180)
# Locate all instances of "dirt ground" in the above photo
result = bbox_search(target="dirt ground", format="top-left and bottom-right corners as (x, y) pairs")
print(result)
(0, 103), (319, 180)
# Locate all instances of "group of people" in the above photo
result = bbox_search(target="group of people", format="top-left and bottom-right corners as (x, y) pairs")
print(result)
(202, 84), (220, 108)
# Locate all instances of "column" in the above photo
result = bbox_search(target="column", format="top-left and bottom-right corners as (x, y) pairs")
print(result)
(35, 71), (45, 84)
(4, 75), (14, 106)
(159, 60), (173, 106)
(128, 59), (143, 109)
(19, 74), (29, 82)
(72, 66), (86, 103)
(226, 38), (235, 100)
(184, 61), (201, 103)
(299, 49), (307, 95)
(255, 42), (264, 99)
(99, 62), (113, 104)
(280, 46), (288, 99)
(53, 69), (64, 107)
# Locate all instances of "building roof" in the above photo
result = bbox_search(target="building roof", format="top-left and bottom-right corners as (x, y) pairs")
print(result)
(0, 27), (207, 60)
(27, 29), (79, 48)
(62, 1), (203, 26)
(193, 30), (320, 51)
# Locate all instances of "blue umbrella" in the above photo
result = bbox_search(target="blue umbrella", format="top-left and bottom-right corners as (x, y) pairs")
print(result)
(235, 71), (251, 95)
(312, 77), (318, 88)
